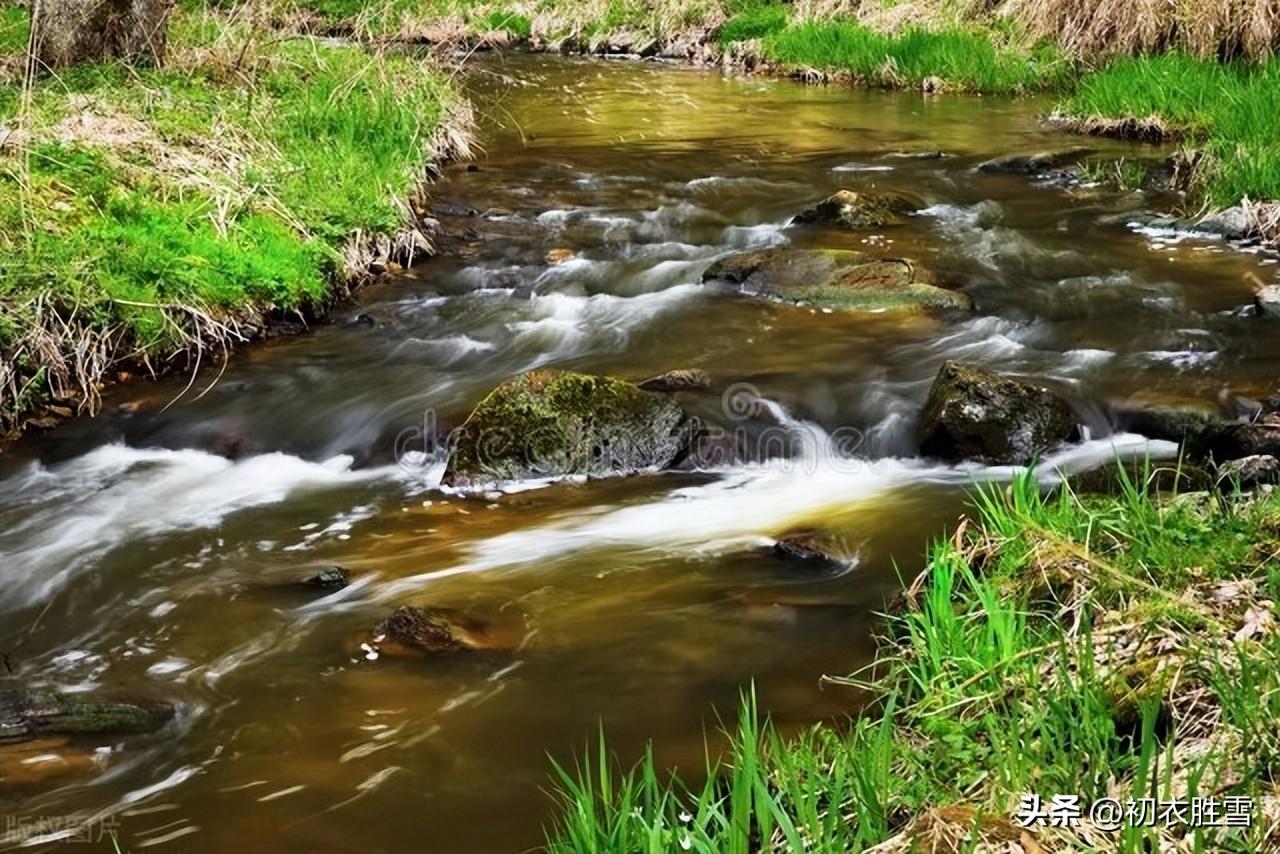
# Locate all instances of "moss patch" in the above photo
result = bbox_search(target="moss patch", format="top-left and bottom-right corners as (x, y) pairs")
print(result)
(445, 370), (694, 484)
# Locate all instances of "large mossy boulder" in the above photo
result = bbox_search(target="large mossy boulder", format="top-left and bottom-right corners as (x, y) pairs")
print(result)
(703, 248), (971, 315)
(919, 361), (1078, 464)
(791, 189), (923, 230)
(1, 686), (173, 744)
(444, 370), (695, 485)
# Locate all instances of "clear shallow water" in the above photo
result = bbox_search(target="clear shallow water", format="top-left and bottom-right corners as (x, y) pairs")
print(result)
(2, 54), (1279, 852)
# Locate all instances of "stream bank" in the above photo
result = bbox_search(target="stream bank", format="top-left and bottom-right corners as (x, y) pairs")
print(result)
(549, 474), (1280, 852)
(0, 7), (470, 447)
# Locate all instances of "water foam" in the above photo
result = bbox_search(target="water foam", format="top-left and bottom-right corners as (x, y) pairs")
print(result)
(0, 446), (399, 610)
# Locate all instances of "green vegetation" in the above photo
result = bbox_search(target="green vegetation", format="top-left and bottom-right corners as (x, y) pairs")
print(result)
(763, 21), (1070, 93)
(1063, 54), (1280, 207)
(718, 1), (787, 45)
(0, 6), (461, 431)
(0, 4), (27, 55)
(547, 470), (1280, 850)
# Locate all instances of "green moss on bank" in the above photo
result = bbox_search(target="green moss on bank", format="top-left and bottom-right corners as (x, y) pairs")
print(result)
(0, 7), (459, 429)
(547, 472), (1280, 850)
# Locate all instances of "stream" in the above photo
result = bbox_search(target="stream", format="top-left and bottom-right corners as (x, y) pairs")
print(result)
(2, 54), (1279, 852)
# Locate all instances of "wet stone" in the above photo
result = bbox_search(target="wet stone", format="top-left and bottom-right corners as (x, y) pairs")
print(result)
(444, 370), (697, 485)
(919, 361), (1078, 465)
(1217, 455), (1280, 491)
(768, 530), (849, 570)
(638, 369), (712, 393)
(303, 566), (350, 591)
(0, 686), (173, 744)
(791, 189), (924, 230)
(360, 606), (512, 659)
(977, 147), (1094, 175)
(702, 248), (972, 315)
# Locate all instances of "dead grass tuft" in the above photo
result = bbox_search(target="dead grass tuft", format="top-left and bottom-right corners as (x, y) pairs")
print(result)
(1006, 0), (1280, 60)
(1054, 112), (1181, 143)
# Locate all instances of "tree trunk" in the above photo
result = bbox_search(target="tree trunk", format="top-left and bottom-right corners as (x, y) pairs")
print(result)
(29, 0), (173, 71)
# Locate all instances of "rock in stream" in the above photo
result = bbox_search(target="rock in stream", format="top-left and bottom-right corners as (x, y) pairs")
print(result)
(791, 189), (924, 230)
(703, 248), (972, 314)
(1, 685), (173, 744)
(918, 361), (1079, 464)
(444, 370), (697, 485)
(360, 606), (512, 658)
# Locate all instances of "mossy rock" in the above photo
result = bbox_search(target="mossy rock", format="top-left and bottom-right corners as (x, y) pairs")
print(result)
(364, 606), (493, 656)
(703, 249), (971, 315)
(1111, 402), (1280, 463)
(976, 147), (1094, 175)
(444, 370), (695, 485)
(791, 189), (923, 230)
(0, 686), (173, 744)
(703, 247), (862, 289)
(919, 361), (1078, 464)
(1066, 460), (1212, 496)
(1111, 402), (1226, 458)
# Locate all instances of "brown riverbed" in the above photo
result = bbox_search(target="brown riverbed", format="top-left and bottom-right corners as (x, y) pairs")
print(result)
(1, 54), (1278, 852)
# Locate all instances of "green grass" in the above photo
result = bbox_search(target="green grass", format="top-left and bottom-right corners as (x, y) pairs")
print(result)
(717, 1), (788, 45)
(761, 21), (1071, 93)
(546, 469), (1280, 850)
(0, 8), (455, 424)
(482, 8), (533, 38)
(1064, 53), (1280, 207)
(0, 3), (28, 55)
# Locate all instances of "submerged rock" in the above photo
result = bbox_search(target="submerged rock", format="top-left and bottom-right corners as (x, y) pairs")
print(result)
(1211, 422), (1280, 460)
(444, 370), (696, 485)
(1112, 401), (1280, 464)
(637, 369), (712, 393)
(882, 150), (946, 161)
(791, 189), (923, 230)
(1112, 403), (1226, 458)
(1217, 455), (1280, 491)
(363, 606), (499, 657)
(1255, 284), (1280, 319)
(1196, 206), (1251, 240)
(977, 147), (1093, 175)
(302, 566), (350, 592)
(1068, 460), (1211, 496)
(0, 736), (103, 785)
(703, 248), (971, 315)
(0, 686), (173, 744)
(919, 361), (1078, 464)
(768, 530), (850, 570)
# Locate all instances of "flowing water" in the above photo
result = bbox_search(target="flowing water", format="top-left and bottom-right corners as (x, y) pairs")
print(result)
(3, 54), (1280, 852)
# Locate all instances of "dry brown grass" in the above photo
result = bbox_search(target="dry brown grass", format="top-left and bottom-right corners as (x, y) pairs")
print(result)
(1244, 199), (1280, 243)
(1006, 0), (1280, 60)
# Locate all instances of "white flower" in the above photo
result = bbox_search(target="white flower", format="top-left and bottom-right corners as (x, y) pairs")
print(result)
(679, 835), (693, 851)
(678, 811), (693, 824)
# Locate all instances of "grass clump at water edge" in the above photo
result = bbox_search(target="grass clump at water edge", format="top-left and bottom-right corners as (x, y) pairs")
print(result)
(760, 20), (1071, 93)
(1062, 53), (1280, 211)
(546, 468), (1280, 851)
